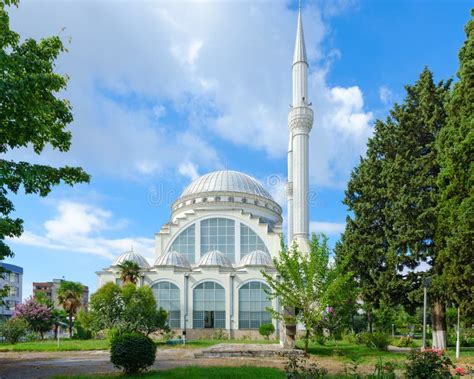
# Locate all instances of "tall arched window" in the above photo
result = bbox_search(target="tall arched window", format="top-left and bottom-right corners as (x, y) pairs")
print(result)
(239, 282), (272, 329)
(200, 218), (235, 262)
(193, 282), (225, 329)
(152, 282), (180, 328)
(240, 224), (268, 257)
(169, 224), (195, 263)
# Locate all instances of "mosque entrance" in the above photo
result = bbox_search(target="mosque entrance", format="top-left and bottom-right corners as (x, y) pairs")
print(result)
(204, 311), (214, 328)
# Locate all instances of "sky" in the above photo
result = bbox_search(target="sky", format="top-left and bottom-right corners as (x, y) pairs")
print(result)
(3, 0), (471, 299)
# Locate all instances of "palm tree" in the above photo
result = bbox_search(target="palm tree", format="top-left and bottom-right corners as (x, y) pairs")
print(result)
(117, 260), (141, 285)
(57, 280), (85, 337)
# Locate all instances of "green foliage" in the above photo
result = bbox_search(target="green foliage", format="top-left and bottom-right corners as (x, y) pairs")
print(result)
(355, 331), (390, 351)
(110, 332), (157, 374)
(393, 336), (416, 348)
(405, 349), (454, 379)
(117, 260), (141, 285)
(258, 323), (275, 340)
(435, 11), (474, 316)
(0, 317), (28, 343)
(284, 351), (328, 379)
(0, 0), (89, 287)
(90, 282), (168, 336)
(57, 280), (85, 336)
(262, 234), (340, 353)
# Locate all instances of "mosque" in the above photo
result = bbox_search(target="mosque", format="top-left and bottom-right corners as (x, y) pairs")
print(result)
(96, 9), (313, 345)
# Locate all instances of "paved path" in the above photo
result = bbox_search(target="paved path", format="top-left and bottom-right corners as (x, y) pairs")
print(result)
(0, 348), (288, 379)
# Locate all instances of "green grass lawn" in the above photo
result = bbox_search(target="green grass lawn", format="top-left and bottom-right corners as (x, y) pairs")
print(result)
(0, 339), (111, 352)
(0, 338), (277, 352)
(56, 366), (285, 379)
(297, 340), (474, 364)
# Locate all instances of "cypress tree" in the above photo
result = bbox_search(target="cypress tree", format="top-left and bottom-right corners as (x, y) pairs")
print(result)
(436, 12), (474, 318)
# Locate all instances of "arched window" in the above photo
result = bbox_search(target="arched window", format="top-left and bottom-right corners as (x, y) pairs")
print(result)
(240, 224), (269, 257)
(239, 282), (272, 329)
(169, 224), (195, 263)
(193, 282), (225, 329)
(152, 282), (180, 328)
(200, 218), (235, 262)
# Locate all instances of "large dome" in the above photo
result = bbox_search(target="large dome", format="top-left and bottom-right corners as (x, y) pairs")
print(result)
(112, 250), (150, 269)
(180, 170), (273, 200)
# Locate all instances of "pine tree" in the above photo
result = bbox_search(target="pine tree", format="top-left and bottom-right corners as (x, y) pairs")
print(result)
(436, 11), (474, 317)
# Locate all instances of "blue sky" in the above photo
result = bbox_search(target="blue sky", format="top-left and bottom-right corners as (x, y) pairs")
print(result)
(4, 0), (471, 298)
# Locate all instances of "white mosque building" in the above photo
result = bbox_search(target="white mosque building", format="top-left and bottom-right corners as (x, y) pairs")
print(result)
(97, 9), (313, 343)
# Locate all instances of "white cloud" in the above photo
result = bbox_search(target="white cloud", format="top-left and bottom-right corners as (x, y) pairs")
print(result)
(7, 1), (373, 188)
(178, 161), (200, 181)
(310, 221), (345, 236)
(8, 201), (154, 262)
(379, 86), (393, 105)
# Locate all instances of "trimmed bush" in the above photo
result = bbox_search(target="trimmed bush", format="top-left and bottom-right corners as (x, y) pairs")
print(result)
(394, 336), (416, 348)
(259, 323), (275, 340)
(110, 333), (156, 374)
(0, 317), (29, 344)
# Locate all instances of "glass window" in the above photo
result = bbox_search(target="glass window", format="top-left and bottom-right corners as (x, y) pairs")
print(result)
(240, 224), (269, 257)
(193, 282), (225, 329)
(238, 282), (272, 329)
(9, 287), (19, 297)
(152, 282), (181, 328)
(200, 218), (235, 262)
(9, 273), (19, 283)
(169, 224), (195, 263)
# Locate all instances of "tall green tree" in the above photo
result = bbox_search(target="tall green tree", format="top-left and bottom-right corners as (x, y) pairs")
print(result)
(436, 11), (474, 318)
(339, 68), (451, 348)
(262, 234), (337, 353)
(0, 0), (90, 285)
(57, 280), (85, 337)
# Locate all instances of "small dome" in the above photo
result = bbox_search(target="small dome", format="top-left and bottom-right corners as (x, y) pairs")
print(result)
(112, 250), (150, 269)
(198, 250), (233, 268)
(155, 251), (191, 270)
(238, 250), (273, 268)
(180, 170), (273, 201)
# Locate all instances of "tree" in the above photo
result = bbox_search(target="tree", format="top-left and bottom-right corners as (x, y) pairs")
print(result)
(89, 282), (168, 336)
(0, 0), (90, 290)
(436, 11), (474, 318)
(57, 280), (85, 337)
(338, 67), (452, 348)
(89, 282), (124, 331)
(117, 260), (141, 285)
(35, 291), (67, 339)
(13, 297), (53, 339)
(262, 234), (336, 353)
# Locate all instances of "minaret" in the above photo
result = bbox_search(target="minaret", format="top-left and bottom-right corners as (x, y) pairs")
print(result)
(288, 6), (313, 253)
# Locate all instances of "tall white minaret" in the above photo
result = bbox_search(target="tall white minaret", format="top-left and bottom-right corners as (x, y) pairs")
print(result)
(288, 6), (313, 253)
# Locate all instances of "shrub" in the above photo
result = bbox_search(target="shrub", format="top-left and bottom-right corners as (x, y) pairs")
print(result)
(342, 331), (358, 344)
(405, 348), (453, 379)
(394, 336), (416, 348)
(259, 323), (275, 340)
(285, 351), (327, 379)
(110, 333), (157, 374)
(0, 317), (29, 344)
(356, 331), (390, 351)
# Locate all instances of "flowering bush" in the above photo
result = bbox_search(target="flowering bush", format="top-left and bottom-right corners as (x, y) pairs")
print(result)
(405, 348), (454, 378)
(13, 297), (53, 339)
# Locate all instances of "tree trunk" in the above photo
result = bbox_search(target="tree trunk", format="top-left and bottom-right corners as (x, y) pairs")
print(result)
(40, 331), (44, 340)
(68, 313), (73, 337)
(304, 329), (310, 354)
(279, 307), (296, 348)
(367, 309), (373, 333)
(432, 300), (447, 350)
(53, 324), (58, 340)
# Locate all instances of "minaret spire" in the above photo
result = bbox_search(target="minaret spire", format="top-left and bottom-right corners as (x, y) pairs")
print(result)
(287, 5), (313, 253)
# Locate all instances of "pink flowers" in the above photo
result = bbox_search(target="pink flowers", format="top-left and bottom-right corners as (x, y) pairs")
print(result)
(455, 367), (466, 376)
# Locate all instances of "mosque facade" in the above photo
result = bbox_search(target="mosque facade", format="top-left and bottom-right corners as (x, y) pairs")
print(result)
(96, 9), (313, 343)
